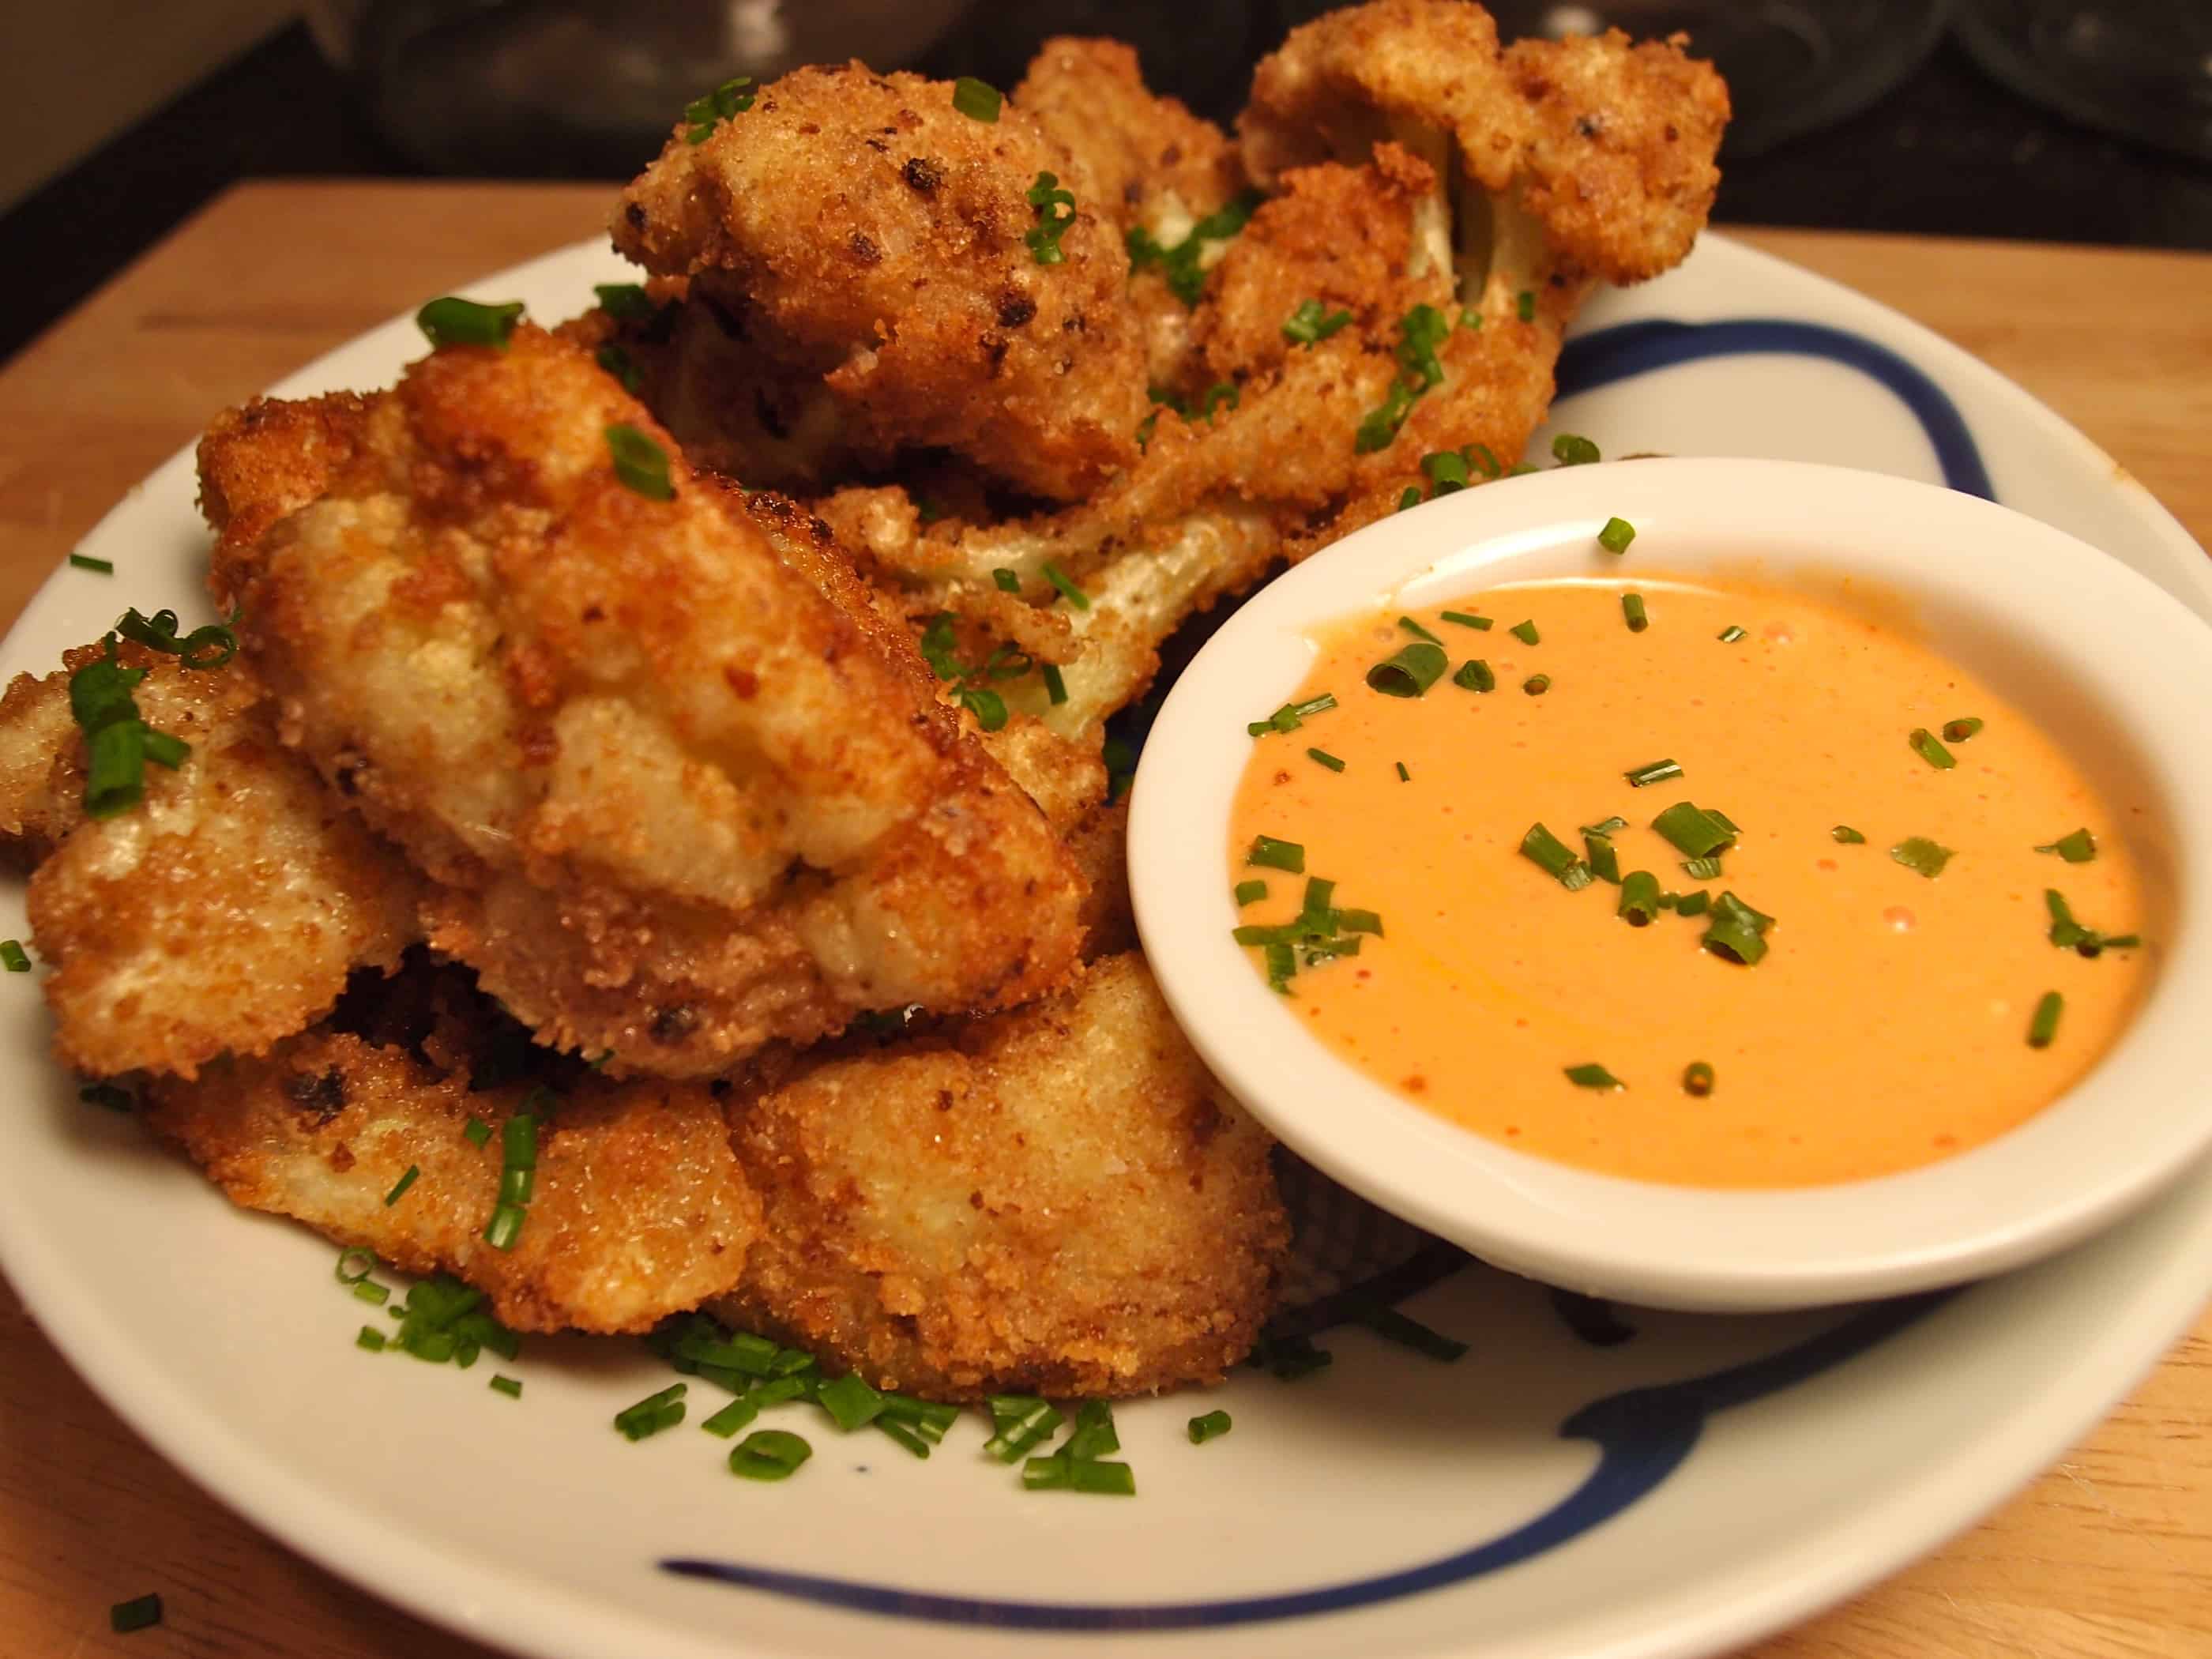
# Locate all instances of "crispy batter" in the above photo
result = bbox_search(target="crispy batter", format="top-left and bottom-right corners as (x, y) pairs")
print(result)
(717, 954), (1286, 1400)
(230, 325), (1084, 1076)
(612, 63), (1148, 502)
(0, 642), (419, 1078)
(141, 1022), (757, 1333)
(1066, 799), (1135, 959)
(197, 391), (378, 608)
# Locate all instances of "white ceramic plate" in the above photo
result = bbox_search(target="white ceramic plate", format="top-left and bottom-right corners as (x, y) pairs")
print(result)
(2, 233), (2208, 1659)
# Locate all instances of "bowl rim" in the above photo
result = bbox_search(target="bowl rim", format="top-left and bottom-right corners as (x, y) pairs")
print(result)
(1128, 457), (2212, 1312)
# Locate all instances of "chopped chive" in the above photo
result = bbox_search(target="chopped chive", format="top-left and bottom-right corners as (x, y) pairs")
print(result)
(1040, 561), (1090, 609)
(1701, 890), (1774, 965)
(416, 295), (524, 349)
(2101, 934), (2141, 950)
(109, 1593), (164, 1635)
(1617, 871), (1661, 925)
(1889, 837), (1955, 878)
(1263, 942), (1296, 990)
(990, 567), (1021, 593)
(1680, 854), (1723, 880)
(1583, 833), (1621, 884)
(1551, 432), (1599, 466)
(1597, 516), (1636, 553)
(1029, 662), (1066, 708)
(1356, 1304), (1469, 1361)
(2036, 828), (2096, 863)
(680, 76), (755, 141)
(1564, 1063), (1624, 1090)
(1717, 625), (1748, 644)
(1307, 747), (1346, 773)
(1655, 891), (1680, 911)
(1396, 761), (1411, 781)
(463, 1116), (492, 1148)
(1453, 658), (1495, 692)
(1907, 728), (1956, 769)
(615, 1382), (688, 1441)
(1831, 825), (1867, 844)
(1509, 619), (1540, 645)
(605, 423), (675, 500)
(1063, 1400), (1120, 1462)
(1365, 639), (1449, 698)
(381, 1164), (419, 1206)
(984, 1396), (1064, 1462)
(875, 1418), (933, 1458)
(1420, 450), (1472, 494)
(1623, 758), (1681, 788)
(1674, 890), (1710, 916)
(1522, 673), (1551, 695)
(356, 1324), (387, 1352)
(1520, 822), (1593, 890)
(1187, 1409), (1233, 1443)
(1024, 1454), (1136, 1495)
(352, 1280), (389, 1306)
(1621, 592), (1648, 631)
(814, 1372), (888, 1432)
(951, 76), (1001, 121)
(594, 281), (656, 322)
(0, 940), (28, 972)
(1234, 879), (1267, 906)
(1650, 801), (1736, 858)
(335, 1247), (377, 1285)
(490, 1375), (523, 1399)
(1399, 486), (1424, 512)
(2027, 991), (2063, 1048)
(728, 1428), (813, 1480)
(1517, 289), (1536, 322)
(1337, 908), (1384, 936)
(1941, 717), (1984, 743)
(482, 1202), (527, 1252)
(1398, 615), (1443, 645)
(1282, 299), (1352, 344)
(70, 553), (115, 574)
(1581, 815), (1628, 836)
(1439, 610), (1492, 630)
(2044, 889), (2135, 955)
(1683, 1061), (1715, 1096)
(1246, 835), (1304, 874)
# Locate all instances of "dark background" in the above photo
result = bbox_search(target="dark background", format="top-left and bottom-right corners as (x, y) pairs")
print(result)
(3, 6), (2206, 369)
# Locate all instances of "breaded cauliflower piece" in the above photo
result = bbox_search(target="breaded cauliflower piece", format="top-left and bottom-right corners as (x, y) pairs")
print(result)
(141, 1019), (757, 1333)
(0, 641), (419, 1078)
(198, 390), (378, 608)
(611, 63), (1148, 502)
(716, 953), (1288, 1401)
(227, 325), (1084, 1077)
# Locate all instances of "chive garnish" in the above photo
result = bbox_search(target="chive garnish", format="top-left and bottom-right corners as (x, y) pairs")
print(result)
(1680, 855), (1723, 880)
(1617, 871), (1661, 925)
(1024, 171), (1079, 265)
(1282, 299), (1352, 344)
(1582, 815), (1628, 836)
(1523, 673), (1551, 694)
(1247, 835), (1304, 874)
(1564, 1063), (1624, 1089)
(1520, 823), (1593, 890)
(604, 423), (675, 499)
(1263, 942), (1295, 990)
(116, 607), (239, 669)
(2044, 889), (2136, 955)
(464, 1116), (492, 1148)
(1064, 1400), (1121, 1462)
(681, 77), (755, 142)
(1701, 890), (1774, 965)
(1716, 625), (1747, 643)
(1356, 1303), (1471, 1361)
(1040, 661), (1069, 705)
(951, 76), (1001, 122)
(1398, 615), (1443, 645)
(1187, 1409), (1233, 1444)
(382, 1166), (419, 1206)
(1337, 908), (1383, 935)
(69, 638), (192, 819)
(1234, 879), (1267, 906)
(416, 296), (524, 350)
(615, 1382), (688, 1441)
(728, 1428), (813, 1480)
(1398, 487), (1423, 512)
(69, 553), (115, 574)
(1509, 619), (1540, 645)
(1307, 747), (1346, 773)
(2036, 828), (2096, 862)
(1439, 610), (1492, 630)
(1354, 304), (1451, 451)
(2027, 991), (2063, 1048)
(1367, 641), (1449, 697)
(1650, 802), (1736, 858)
(1889, 837), (1955, 878)
(815, 1372), (889, 1431)
(1624, 758), (1681, 788)
(1024, 1454), (1137, 1495)
(1941, 717), (1984, 743)
(350, 1280), (388, 1306)
(1396, 761), (1411, 781)
(1832, 825), (1867, 844)
(0, 940), (27, 972)
(1453, 659), (1495, 692)
(1517, 289), (1537, 322)
(1040, 560), (1090, 609)
(1597, 516), (1636, 553)
(335, 1247), (376, 1286)
(1674, 890), (1710, 916)
(1622, 592), (1649, 631)
(1247, 691), (1337, 736)
(482, 1202), (526, 1252)
(490, 1375), (523, 1399)
(1683, 1061), (1715, 1096)
(991, 567), (1021, 592)
(1907, 728), (1956, 769)
(356, 1325), (387, 1352)
(984, 1396), (1065, 1462)
(594, 282), (656, 322)
(1583, 833), (1621, 884)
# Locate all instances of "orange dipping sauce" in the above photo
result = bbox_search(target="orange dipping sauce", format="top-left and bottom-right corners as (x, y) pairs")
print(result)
(1228, 575), (2150, 1188)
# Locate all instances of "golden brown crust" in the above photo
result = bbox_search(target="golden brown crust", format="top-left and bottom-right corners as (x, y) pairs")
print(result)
(717, 954), (1287, 1400)
(197, 390), (379, 607)
(142, 1025), (758, 1333)
(612, 62), (1148, 502)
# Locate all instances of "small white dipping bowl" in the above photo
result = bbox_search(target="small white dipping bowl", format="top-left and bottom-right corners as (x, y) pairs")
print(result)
(1130, 457), (2212, 1312)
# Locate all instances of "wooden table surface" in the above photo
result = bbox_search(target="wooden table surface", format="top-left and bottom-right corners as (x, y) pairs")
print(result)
(0, 182), (2206, 1659)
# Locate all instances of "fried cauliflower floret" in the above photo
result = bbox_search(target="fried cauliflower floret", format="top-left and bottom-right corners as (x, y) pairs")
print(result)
(612, 63), (1148, 502)
(229, 325), (1084, 1077)
(0, 641), (419, 1078)
(141, 1023), (758, 1333)
(717, 953), (1287, 1401)
(197, 390), (378, 607)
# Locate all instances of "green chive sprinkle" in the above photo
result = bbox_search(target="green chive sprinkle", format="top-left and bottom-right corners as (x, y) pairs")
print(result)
(109, 1594), (163, 1635)
(1680, 854), (1723, 880)
(70, 553), (115, 574)
(1187, 1409), (1233, 1443)
(594, 282), (656, 322)
(991, 567), (1021, 593)
(1597, 516), (1636, 553)
(1523, 673), (1551, 694)
(1398, 615), (1443, 645)
(1024, 1454), (1136, 1495)
(1674, 890), (1710, 916)
(615, 1382), (688, 1441)
(0, 940), (28, 972)
(356, 1325), (386, 1352)
(1832, 825), (1867, 844)
(1520, 823), (1593, 890)
(728, 1428), (812, 1480)
(1907, 728), (1956, 769)
(1564, 1063), (1623, 1089)
(1890, 837), (1955, 878)
(1618, 871), (1661, 925)
(1234, 879), (1267, 906)
(1622, 592), (1648, 632)
(69, 639), (192, 819)
(1717, 625), (1747, 643)
(490, 1375), (523, 1399)
(1439, 610), (1492, 630)
(482, 1202), (527, 1252)
(681, 77), (755, 142)
(1366, 641), (1448, 698)
(1024, 171), (1079, 265)
(1399, 487), (1424, 512)
(1307, 747), (1346, 773)
(2043, 889), (2136, 956)
(1517, 289), (1537, 322)
(1509, 619), (1540, 645)
(2027, 991), (2063, 1048)
(1247, 835), (1304, 874)
(335, 1247), (376, 1285)
(815, 1371), (889, 1432)
(1396, 761), (1411, 781)
(1038, 661), (1069, 705)
(1453, 658), (1495, 692)
(463, 1116), (492, 1148)
(2036, 828), (2096, 863)
(605, 423), (675, 500)
(1582, 815), (1628, 836)
(1624, 758), (1681, 788)
(951, 76), (1002, 122)
(1683, 1061), (1715, 1096)
(699, 1397), (760, 1439)
(1701, 890), (1774, 965)
(416, 295), (524, 349)
(1583, 833), (1621, 885)
(1650, 801), (1736, 858)
(1282, 299), (1352, 344)
(352, 1280), (389, 1306)
(1040, 560), (1090, 609)
(1941, 717), (1984, 743)
(984, 1396), (1065, 1462)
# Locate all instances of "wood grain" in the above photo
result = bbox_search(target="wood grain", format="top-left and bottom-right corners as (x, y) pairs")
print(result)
(0, 182), (2205, 1659)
